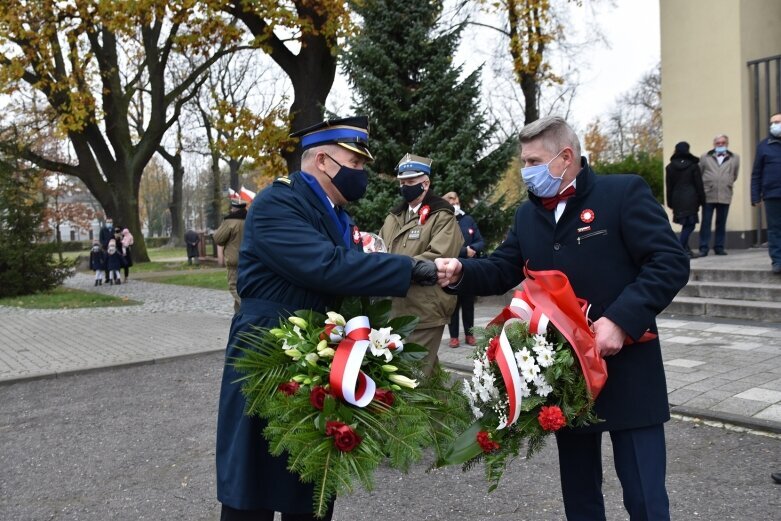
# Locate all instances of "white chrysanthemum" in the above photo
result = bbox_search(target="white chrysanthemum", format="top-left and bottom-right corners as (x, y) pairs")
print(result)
(519, 381), (532, 398)
(533, 334), (549, 347)
(533, 375), (553, 397)
(515, 347), (535, 370)
(477, 385), (491, 403)
(521, 363), (541, 382)
(534, 346), (555, 367)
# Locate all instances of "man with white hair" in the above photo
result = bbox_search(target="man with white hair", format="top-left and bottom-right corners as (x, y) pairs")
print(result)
(698, 134), (740, 256)
(215, 117), (437, 521)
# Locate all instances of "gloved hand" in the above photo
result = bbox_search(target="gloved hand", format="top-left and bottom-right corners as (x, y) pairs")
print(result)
(410, 258), (437, 286)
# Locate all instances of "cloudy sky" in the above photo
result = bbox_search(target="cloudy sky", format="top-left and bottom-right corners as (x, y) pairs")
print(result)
(328, 0), (662, 136)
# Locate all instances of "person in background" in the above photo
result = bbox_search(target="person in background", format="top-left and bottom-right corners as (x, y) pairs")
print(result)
(699, 134), (740, 256)
(442, 191), (485, 347)
(435, 116), (689, 521)
(751, 112), (781, 275)
(89, 240), (106, 287)
(665, 141), (705, 258)
(99, 218), (114, 283)
(216, 116), (436, 521)
(213, 198), (247, 313)
(105, 238), (122, 285)
(185, 229), (200, 265)
(117, 227), (133, 282)
(378, 153), (462, 374)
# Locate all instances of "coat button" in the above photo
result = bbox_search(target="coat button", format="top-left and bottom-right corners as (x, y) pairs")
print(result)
(553, 243), (561, 251)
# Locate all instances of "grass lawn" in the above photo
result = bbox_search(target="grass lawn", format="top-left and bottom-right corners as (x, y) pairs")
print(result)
(151, 270), (227, 290)
(0, 287), (141, 309)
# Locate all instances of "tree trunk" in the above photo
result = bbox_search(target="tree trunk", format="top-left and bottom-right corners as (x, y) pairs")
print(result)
(159, 148), (186, 247)
(521, 75), (540, 125)
(207, 151), (222, 230)
(169, 156), (185, 246)
(229, 158), (241, 192)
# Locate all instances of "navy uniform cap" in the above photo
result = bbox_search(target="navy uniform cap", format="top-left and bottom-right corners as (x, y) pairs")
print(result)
(396, 153), (432, 179)
(290, 116), (373, 161)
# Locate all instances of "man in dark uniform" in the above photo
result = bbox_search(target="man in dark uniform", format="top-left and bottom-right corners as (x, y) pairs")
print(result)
(435, 116), (689, 520)
(215, 116), (436, 521)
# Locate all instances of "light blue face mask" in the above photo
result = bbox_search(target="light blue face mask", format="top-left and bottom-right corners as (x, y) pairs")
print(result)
(520, 148), (568, 198)
(770, 123), (781, 137)
(714, 146), (727, 154)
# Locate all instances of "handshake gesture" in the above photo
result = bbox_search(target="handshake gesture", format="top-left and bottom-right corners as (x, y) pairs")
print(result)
(409, 258), (463, 287)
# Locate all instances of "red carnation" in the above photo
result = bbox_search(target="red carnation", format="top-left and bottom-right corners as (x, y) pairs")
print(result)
(309, 386), (329, 410)
(486, 336), (500, 362)
(277, 381), (300, 396)
(325, 421), (362, 452)
(538, 405), (567, 431)
(374, 388), (395, 408)
(476, 430), (500, 453)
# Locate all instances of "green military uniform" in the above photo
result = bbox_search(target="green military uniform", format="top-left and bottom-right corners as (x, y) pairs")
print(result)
(379, 190), (461, 374)
(213, 203), (247, 313)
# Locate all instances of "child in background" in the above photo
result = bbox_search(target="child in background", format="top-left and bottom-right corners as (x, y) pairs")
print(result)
(106, 238), (122, 285)
(120, 228), (134, 282)
(89, 241), (106, 286)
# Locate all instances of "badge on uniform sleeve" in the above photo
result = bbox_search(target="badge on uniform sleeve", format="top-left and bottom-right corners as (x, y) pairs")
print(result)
(352, 226), (361, 244)
(580, 209), (595, 223)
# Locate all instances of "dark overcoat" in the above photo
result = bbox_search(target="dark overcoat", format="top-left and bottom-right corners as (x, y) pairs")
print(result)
(456, 213), (485, 258)
(665, 152), (705, 223)
(216, 171), (413, 512)
(456, 159), (690, 432)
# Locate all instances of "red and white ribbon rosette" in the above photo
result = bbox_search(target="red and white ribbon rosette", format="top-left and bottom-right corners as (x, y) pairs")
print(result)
(418, 205), (430, 225)
(329, 316), (377, 407)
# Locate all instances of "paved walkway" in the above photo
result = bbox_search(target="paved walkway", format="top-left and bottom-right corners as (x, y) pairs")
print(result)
(1, 251), (780, 433)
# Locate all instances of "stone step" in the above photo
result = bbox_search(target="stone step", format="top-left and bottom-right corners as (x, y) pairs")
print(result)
(678, 280), (781, 302)
(667, 296), (781, 322)
(690, 267), (781, 284)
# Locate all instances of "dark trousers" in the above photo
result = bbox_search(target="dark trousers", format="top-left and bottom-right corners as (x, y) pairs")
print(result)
(699, 203), (730, 253)
(555, 424), (670, 521)
(448, 294), (475, 338)
(220, 503), (334, 521)
(765, 198), (781, 267)
(677, 215), (696, 252)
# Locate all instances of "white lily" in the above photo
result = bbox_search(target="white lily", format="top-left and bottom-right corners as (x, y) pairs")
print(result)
(369, 327), (403, 362)
(325, 311), (346, 326)
(388, 373), (419, 389)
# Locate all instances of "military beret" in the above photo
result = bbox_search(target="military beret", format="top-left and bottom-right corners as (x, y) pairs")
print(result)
(290, 116), (373, 161)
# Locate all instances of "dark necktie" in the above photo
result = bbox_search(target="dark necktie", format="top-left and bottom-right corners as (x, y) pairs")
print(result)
(540, 186), (576, 211)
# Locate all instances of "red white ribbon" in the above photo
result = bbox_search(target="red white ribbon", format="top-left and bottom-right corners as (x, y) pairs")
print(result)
(329, 316), (376, 407)
(488, 291), (548, 430)
(496, 321), (523, 429)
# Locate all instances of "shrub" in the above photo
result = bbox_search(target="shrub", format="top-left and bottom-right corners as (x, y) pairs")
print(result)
(0, 160), (71, 298)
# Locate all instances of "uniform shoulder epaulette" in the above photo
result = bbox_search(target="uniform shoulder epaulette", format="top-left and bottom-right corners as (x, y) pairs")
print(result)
(274, 176), (292, 186)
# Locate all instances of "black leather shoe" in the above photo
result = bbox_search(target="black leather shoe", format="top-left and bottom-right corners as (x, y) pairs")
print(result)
(699, 251), (708, 257)
(715, 250), (728, 255)
(772, 472), (781, 484)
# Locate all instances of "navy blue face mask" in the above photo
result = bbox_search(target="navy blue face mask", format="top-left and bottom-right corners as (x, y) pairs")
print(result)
(324, 153), (368, 202)
(399, 182), (425, 203)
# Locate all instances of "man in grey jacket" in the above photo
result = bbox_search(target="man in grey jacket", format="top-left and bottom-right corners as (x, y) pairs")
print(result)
(699, 134), (740, 256)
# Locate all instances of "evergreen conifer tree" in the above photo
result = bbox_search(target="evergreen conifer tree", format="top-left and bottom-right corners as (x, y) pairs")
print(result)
(342, 0), (516, 247)
(0, 158), (70, 298)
